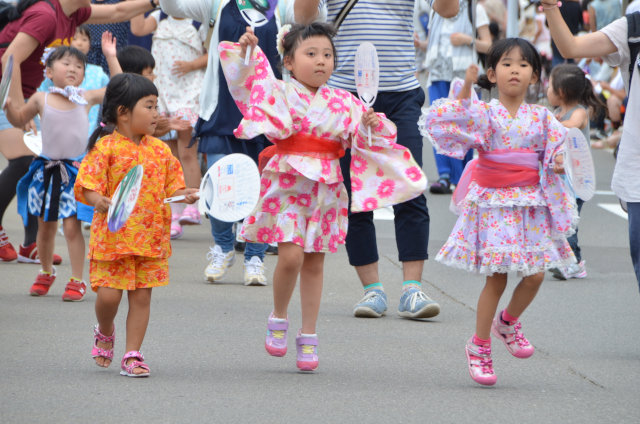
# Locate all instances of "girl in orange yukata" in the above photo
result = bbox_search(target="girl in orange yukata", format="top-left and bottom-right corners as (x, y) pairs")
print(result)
(220, 24), (427, 372)
(75, 73), (198, 377)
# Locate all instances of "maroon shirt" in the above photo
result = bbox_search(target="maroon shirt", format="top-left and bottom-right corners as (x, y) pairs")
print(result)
(0, 0), (91, 97)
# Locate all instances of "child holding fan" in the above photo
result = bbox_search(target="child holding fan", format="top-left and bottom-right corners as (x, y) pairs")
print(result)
(420, 38), (577, 386)
(4, 33), (118, 301)
(546, 64), (605, 280)
(219, 23), (427, 371)
(75, 73), (198, 377)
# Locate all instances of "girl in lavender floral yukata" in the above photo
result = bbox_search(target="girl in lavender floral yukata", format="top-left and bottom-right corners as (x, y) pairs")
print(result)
(420, 38), (577, 386)
(219, 23), (427, 372)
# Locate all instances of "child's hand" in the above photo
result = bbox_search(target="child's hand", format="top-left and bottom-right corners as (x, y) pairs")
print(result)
(168, 117), (192, 131)
(101, 31), (117, 60)
(362, 108), (379, 129)
(172, 60), (192, 77)
(181, 188), (199, 204)
(465, 64), (479, 86)
(238, 26), (258, 58)
(552, 153), (565, 175)
(93, 195), (112, 214)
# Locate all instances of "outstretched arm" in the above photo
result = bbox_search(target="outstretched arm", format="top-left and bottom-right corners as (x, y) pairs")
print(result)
(4, 93), (42, 129)
(543, 2), (617, 59)
(130, 10), (158, 36)
(85, 32), (120, 106)
(87, 0), (157, 25)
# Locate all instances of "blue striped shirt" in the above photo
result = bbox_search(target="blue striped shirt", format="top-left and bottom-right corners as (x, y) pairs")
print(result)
(320, 0), (420, 92)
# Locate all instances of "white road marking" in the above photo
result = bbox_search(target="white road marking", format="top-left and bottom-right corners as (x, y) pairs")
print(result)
(598, 203), (628, 220)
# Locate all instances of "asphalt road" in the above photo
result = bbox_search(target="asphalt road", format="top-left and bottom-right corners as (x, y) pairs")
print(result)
(1, 148), (638, 423)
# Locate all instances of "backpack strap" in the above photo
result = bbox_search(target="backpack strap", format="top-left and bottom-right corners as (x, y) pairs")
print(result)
(333, 0), (359, 29)
(627, 11), (640, 86)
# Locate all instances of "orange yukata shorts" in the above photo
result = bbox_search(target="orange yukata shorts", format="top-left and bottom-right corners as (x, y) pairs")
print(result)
(89, 256), (169, 292)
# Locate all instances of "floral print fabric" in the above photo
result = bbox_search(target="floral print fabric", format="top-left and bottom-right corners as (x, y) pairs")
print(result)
(218, 42), (427, 253)
(420, 97), (577, 275)
(74, 131), (185, 261)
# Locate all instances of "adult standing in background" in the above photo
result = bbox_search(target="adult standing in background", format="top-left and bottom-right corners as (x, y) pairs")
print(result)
(159, 0), (296, 285)
(294, 0), (459, 320)
(424, 0), (492, 195)
(588, 0), (622, 32)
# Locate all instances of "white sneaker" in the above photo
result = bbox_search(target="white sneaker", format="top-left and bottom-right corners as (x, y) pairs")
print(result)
(204, 245), (235, 282)
(244, 256), (267, 286)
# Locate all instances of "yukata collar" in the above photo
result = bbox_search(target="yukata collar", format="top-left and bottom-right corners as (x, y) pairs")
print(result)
(48, 86), (88, 105)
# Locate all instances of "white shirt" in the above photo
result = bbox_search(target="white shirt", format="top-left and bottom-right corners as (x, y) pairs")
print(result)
(600, 16), (640, 202)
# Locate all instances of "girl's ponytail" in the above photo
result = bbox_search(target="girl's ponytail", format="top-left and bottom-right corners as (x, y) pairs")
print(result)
(87, 120), (115, 152)
(581, 75), (605, 119)
(476, 74), (494, 91)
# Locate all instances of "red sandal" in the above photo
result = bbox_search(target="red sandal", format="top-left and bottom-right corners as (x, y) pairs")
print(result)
(91, 324), (115, 368)
(120, 351), (150, 378)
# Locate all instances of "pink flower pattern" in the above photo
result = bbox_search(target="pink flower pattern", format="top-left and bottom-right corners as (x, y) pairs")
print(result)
(217, 43), (427, 253)
(422, 96), (576, 275)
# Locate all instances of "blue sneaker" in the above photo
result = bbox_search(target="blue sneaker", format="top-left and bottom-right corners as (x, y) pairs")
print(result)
(353, 289), (388, 318)
(397, 287), (440, 319)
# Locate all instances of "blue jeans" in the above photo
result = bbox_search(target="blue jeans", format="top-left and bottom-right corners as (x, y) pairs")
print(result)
(342, 88), (430, 266)
(627, 202), (640, 292)
(567, 198), (584, 262)
(428, 81), (473, 185)
(206, 153), (266, 260)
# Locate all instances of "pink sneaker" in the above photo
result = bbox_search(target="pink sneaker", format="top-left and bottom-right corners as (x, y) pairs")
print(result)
(265, 313), (288, 357)
(170, 215), (183, 240)
(179, 205), (201, 226)
(296, 332), (318, 371)
(465, 338), (497, 386)
(491, 315), (535, 359)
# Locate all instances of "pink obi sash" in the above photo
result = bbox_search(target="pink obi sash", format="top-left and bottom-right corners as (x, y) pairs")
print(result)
(452, 149), (540, 208)
(258, 133), (345, 173)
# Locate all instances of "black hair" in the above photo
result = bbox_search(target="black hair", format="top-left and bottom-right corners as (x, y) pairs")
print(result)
(281, 22), (338, 69)
(74, 24), (91, 42)
(87, 73), (158, 151)
(0, 0), (46, 28)
(476, 38), (542, 91)
(549, 64), (605, 117)
(116, 45), (155, 74)
(45, 46), (87, 69)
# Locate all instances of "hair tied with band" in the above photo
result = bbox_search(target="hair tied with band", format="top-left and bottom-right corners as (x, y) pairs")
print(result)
(276, 24), (291, 56)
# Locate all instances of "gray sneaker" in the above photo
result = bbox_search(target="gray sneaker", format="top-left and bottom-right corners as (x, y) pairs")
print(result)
(397, 288), (440, 319)
(353, 289), (388, 318)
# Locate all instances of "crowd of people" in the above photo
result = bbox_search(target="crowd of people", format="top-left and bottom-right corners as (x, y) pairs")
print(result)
(0, 0), (637, 385)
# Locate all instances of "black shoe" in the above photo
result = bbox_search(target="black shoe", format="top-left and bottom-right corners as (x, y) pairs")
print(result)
(265, 244), (278, 255)
(429, 178), (452, 194)
(234, 240), (246, 252)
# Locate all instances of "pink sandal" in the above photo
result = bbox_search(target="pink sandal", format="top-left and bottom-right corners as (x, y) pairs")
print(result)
(120, 351), (150, 378)
(91, 324), (115, 367)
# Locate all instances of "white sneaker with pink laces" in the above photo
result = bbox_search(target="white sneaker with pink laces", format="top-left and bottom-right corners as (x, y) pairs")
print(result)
(465, 338), (497, 386)
(491, 315), (535, 358)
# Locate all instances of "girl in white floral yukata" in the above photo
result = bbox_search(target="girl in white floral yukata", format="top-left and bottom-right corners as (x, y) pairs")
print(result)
(421, 38), (577, 386)
(219, 23), (427, 372)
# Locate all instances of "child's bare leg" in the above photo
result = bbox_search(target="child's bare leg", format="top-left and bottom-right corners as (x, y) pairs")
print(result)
(177, 128), (200, 188)
(476, 273), (508, 339)
(36, 218), (58, 273)
(272, 242), (304, 319)
(299, 252), (325, 334)
(503, 272), (544, 319)
(95, 287), (122, 367)
(125, 288), (152, 375)
(62, 216), (84, 280)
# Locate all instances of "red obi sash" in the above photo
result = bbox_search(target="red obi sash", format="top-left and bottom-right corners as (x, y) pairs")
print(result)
(258, 133), (345, 173)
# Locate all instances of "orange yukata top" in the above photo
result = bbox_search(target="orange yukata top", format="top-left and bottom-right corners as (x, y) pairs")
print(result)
(75, 131), (185, 261)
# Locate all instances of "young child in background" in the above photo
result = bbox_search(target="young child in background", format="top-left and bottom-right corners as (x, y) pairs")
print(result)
(130, 11), (208, 238)
(5, 34), (119, 301)
(39, 25), (110, 137)
(75, 73), (198, 377)
(220, 23), (427, 371)
(421, 38), (577, 386)
(546, 64), (605, 280)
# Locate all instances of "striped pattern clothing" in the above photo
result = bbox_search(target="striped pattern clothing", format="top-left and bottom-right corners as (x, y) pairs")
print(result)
(320, 0), (421, 92)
